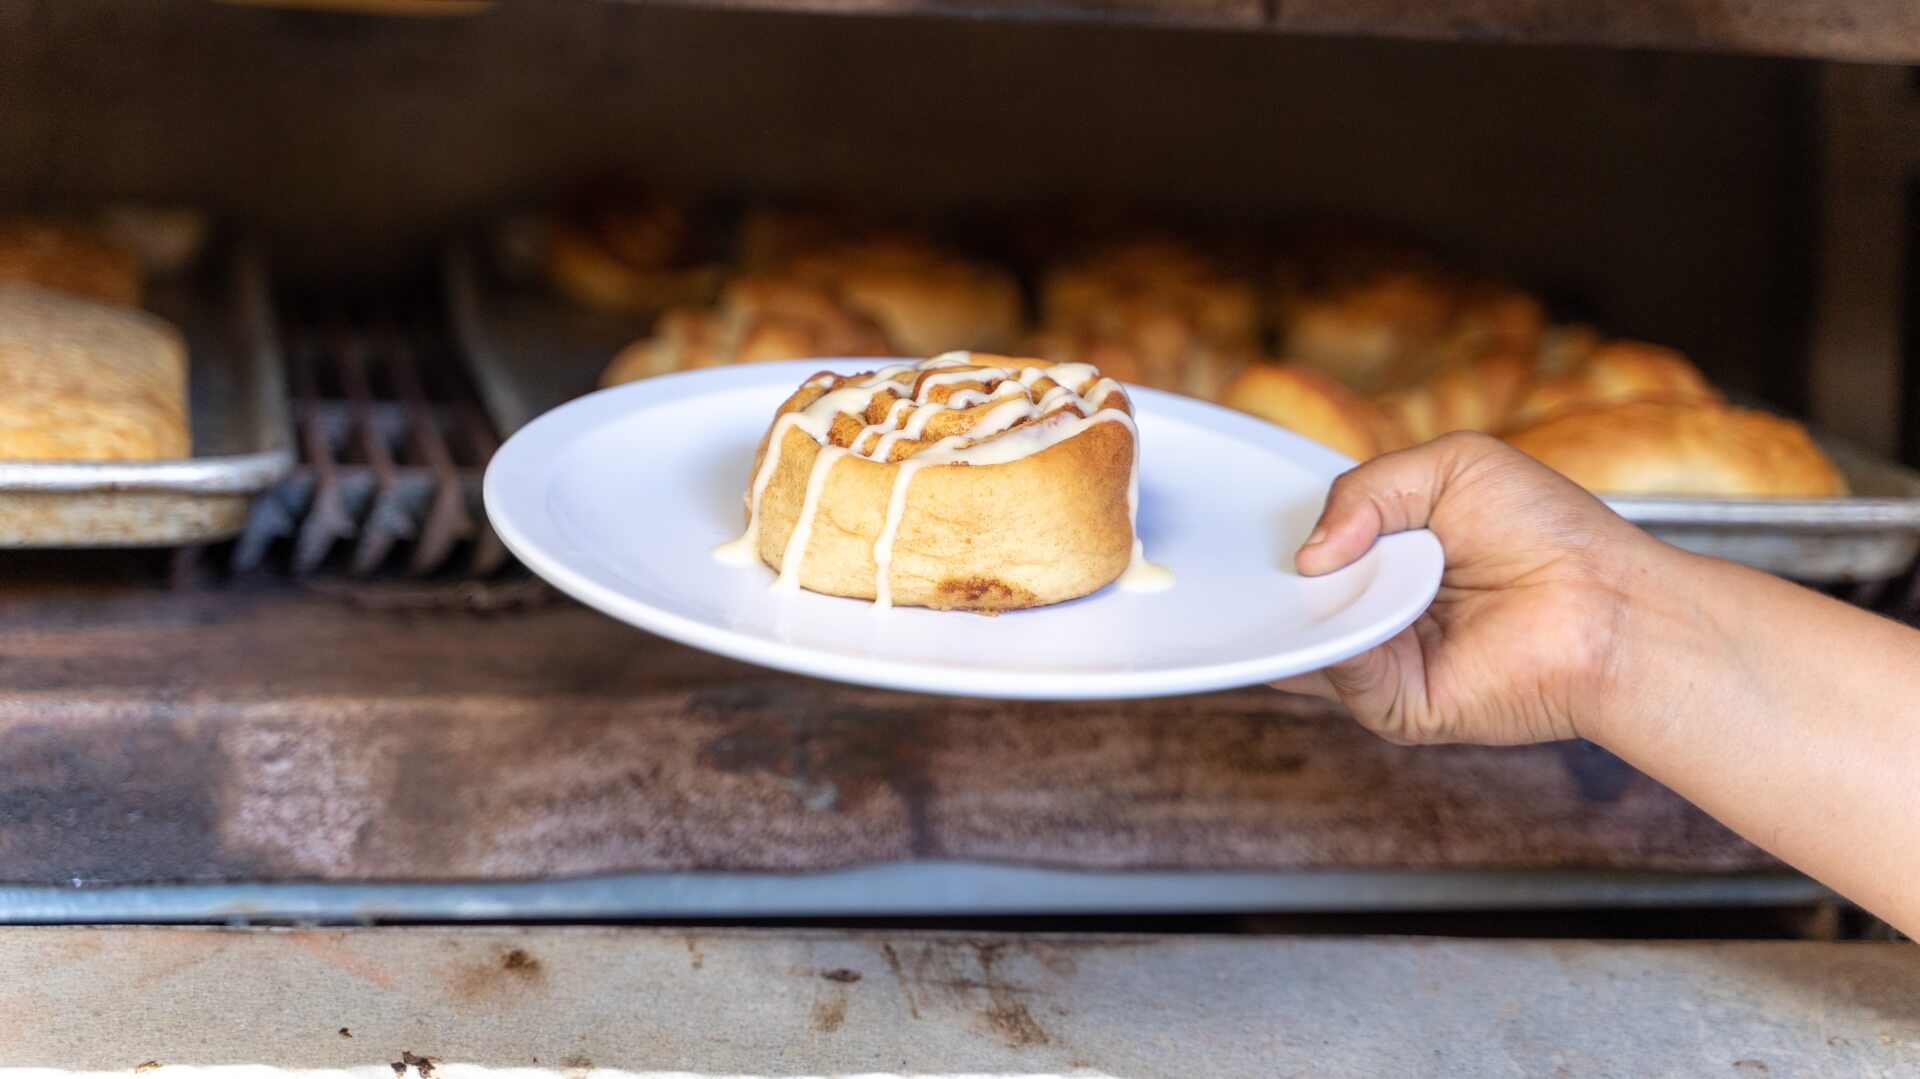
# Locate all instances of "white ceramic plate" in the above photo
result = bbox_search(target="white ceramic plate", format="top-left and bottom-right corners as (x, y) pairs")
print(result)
(484, 360), (1444, 700)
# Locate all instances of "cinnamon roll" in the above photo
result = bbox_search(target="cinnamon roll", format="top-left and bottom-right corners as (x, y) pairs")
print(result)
(714, 353), (1170, 612)
(545, 191), (724, 314)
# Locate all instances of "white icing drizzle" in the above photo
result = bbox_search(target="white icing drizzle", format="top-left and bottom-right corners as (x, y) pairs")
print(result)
(717, 353), (1172, 605)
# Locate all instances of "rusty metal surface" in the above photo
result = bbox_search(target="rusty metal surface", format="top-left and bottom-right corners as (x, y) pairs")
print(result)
(0, 578), (1771, 885)
(0, 926), (1916, 1075)
(233, 294), (507, 578)
(0, 246), (294, 547)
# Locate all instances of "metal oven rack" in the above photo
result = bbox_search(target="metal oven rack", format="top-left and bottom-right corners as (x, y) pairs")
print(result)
(232, 294), (511, 581)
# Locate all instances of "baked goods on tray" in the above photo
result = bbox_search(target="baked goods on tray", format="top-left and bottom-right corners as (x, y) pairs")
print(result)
(1509, 338), (1720, 427)
(0, 286), (190, 461)
(714, 352), (1169, 611)
(545, 191), (724, 313)
(735, 204), (1026, 355)
(774, 239), (1025, 357)
(601, 277), (893, 387)
(1222, 362), (1406, 461)
(1376, 346), (1534, 445)
(1272, 229), (1543, 395)
(0, 219), (145, 307)
(1022, 317), (1247, 404)
(1503, 400), (1847, 498)
(1042, 239), (1263, 355)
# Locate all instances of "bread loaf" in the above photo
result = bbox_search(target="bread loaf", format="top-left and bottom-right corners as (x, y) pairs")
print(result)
(0, 286), (190, 461)
(1509, 339), (1719, 427)
(1503, 400), (1844, 497)
(0, 219), (144, 307)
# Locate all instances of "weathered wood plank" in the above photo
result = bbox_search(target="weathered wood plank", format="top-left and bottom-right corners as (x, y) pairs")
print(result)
(0, 579), (1767, 883)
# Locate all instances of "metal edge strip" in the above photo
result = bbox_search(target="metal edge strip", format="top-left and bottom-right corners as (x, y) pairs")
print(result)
(0, 864), (1832, 924)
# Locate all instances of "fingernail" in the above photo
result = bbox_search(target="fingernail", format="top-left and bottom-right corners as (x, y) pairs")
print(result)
(1302, 526), (1329, 548)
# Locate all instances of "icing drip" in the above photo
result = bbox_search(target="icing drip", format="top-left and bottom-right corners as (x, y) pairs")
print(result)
(717, 352), (1173, 604)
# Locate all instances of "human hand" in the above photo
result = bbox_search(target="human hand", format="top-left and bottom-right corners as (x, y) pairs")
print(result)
(1274, 432), (1669, 746)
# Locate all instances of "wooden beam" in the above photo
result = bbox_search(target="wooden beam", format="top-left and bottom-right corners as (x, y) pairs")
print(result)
(0, 927), (1915, 1074)
(622, 0), (1920, 65)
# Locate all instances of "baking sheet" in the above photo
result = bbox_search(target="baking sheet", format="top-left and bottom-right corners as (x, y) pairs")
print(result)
(0, 245), (295, 547)
(446, 239), (1920, 583)
(445, 237), (653, 435)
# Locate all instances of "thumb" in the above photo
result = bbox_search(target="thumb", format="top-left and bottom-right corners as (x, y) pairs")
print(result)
(1296, 432), (1482, 576)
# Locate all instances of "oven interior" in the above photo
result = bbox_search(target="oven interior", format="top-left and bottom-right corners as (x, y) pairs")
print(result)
(0, 0), (1916, 942)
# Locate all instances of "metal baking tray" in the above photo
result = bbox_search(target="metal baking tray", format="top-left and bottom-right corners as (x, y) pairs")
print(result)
(0, 245), (295, 547)
(444, 236), (654, 435)
(446, 240), (1920, 584)
(1607, 443), (1920, 582)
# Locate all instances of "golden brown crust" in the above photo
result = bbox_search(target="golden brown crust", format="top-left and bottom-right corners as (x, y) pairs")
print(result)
(0, 220), (144, 308)
(1222, 362), (1407, 461)
(745, 358), (1136, 611)
(1503, 399), (1845, 497)
(0, 286), (189, 461)
(1508, 339), (1719, 428)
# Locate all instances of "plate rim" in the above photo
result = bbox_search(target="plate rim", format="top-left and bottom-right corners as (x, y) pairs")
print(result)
(484, 359), (1444, 700)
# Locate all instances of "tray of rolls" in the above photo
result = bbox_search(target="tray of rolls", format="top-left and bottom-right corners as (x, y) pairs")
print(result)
(0, 210), (294, 547)
(447, 192), (1920, 584)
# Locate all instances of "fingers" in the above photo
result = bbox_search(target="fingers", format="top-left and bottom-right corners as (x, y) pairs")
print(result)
(1269, 669), (1337, 700)
(1295, 432), (1500, 577)
(1269, 629), (1426, 743)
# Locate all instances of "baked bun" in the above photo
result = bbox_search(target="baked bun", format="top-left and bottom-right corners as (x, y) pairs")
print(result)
(600, 277), (893, 387)
(1222, 362), (1406, 461)
(0, 219), (144, 307)
(0, 286), (189, 460)
(734, 201), (898, 271)
(1272, 231), (1544, 394)
(1041, 240), (1263, 353)
(1023, 316), (1248, 404)
(1503, 400), (1845, 497)
(718, 353), (1147, 611)
(546, 193), (723, 314)
(783, 240), (1026, 356)
(1510, 339), (1718, 427)
(1378, 347), (1533, 444)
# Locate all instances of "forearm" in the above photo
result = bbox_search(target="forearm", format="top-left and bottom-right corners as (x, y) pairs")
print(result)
(1596, 546), (1920, 937)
